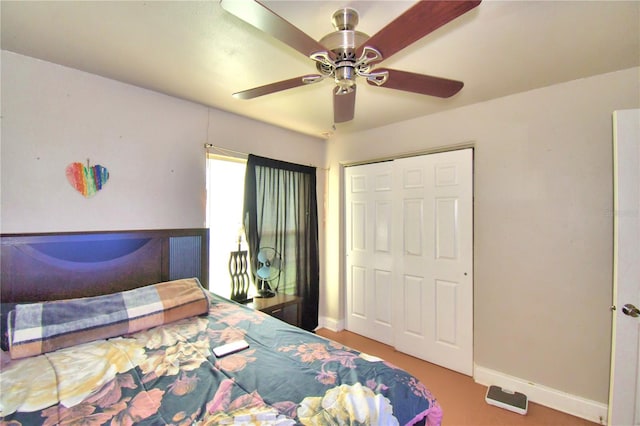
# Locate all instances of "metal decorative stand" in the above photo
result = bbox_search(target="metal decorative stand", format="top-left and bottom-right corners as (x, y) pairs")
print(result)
(229, 239), (251, 304)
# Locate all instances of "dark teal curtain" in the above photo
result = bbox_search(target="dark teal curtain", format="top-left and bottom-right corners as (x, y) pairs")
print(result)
(243, 154), (320, 331)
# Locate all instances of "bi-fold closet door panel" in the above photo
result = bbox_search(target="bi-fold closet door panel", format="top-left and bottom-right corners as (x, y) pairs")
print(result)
(345, 149), (473, 375)
(345, 161), (395, 345)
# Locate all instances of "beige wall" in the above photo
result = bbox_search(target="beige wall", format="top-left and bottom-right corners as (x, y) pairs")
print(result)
(1, 51), (325, 234)
(323, 67), (640, 403)
(2, 52), (206, 232)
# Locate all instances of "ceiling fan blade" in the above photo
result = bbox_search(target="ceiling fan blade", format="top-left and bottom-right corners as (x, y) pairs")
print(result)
(358, 1), (481, 62)
(221, 0), (333, 59)
(334, 87), (356, 123)
(369, 68), (463, 98)
(233, 75), (323, 99)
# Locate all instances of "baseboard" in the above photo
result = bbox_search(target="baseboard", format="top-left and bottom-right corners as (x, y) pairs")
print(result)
(317, 316), (343, 332)
(474, 365), (608, 424)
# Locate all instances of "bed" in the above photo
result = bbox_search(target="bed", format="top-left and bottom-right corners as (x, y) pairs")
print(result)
(0, 229), (443, 425)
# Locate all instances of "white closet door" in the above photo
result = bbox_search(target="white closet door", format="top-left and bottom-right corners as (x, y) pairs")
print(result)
(344, 149), (473, 375)
(345, 161), (395, 345)
(392, 149), (473, 375)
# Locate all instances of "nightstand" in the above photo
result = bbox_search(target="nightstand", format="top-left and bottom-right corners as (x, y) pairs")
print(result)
(248, 293), (302, 327)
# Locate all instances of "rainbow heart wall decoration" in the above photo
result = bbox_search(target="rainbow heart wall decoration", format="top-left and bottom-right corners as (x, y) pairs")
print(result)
(66, 162), (110, 198)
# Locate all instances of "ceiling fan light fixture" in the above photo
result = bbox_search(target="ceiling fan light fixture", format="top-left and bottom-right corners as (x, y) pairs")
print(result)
(334, 66), (357, 91)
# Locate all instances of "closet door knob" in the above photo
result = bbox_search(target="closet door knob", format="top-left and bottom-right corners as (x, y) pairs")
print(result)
(622, 304), (640, 318)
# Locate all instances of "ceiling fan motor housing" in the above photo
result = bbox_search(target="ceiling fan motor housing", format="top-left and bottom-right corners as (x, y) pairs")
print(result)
(331, 7), (359, 31)
(318, 8), (370, 93)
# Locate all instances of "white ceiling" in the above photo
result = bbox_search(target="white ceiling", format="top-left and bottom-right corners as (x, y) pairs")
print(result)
(2, 1), (639, 139)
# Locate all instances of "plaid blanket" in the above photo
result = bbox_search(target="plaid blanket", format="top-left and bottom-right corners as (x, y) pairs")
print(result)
(7, 278), (209, 359)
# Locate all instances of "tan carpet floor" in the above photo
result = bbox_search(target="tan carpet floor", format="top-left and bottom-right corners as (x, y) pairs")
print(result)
(316, 328), (600, 426)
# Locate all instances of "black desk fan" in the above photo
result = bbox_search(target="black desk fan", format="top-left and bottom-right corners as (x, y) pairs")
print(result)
(255, 247), (282, 298)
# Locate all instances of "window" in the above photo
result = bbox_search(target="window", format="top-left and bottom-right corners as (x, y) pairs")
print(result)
(205, 154), (249, 297)
(206, 153), (320, 331)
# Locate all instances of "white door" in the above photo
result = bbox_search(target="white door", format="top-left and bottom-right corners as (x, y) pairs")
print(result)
(345, 161), (395, 345)
(345, 149), (473, 375)
(608, 109), (640, 426)
(393, 149), (473, 375)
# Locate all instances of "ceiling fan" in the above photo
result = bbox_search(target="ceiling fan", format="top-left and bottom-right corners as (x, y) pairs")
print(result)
(220, 0), (481, 124)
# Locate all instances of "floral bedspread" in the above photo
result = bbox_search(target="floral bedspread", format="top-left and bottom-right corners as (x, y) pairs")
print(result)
(1, 294), (443, 425)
